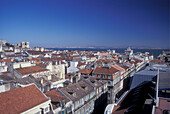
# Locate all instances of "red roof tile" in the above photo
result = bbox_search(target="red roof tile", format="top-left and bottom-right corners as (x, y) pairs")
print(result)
(121, 65), (130, 70)
(0, 85), (48, 113)
(29, 57), (41, 61)
(45, 90), (66, 103)
(111, 64), (125, 72)
(15, 66), (49, 75)
(0, 59), (11, 63)
(155, 98), (170, 114)
(126, 62), (132, 66)
(77, 69), (92, 75)
(150, 60), (165, 63)
(93, 67), (119, 74)
(27, 50), (43, 55)
(77, 61), (85, 66)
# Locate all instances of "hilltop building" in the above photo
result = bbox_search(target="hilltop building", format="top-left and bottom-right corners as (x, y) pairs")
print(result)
(125, 47), (133, 55)
(17, 42), (29, 48)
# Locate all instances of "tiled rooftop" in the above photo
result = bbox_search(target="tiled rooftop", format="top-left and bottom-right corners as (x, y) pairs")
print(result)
(0, 85), (48, 113)
(15, 66), (49, 75)
(77, 69), (92, 75)
(93, 66), (119, 75)
(45, 89), (66, 103)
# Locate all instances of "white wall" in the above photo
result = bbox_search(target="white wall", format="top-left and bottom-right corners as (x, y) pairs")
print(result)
(67, 61), (79, 73)
(0, 66), (7, 72)
(0, 83), (10, 93)
(0, 85), (6, 93)
(13, 62), (35, 69)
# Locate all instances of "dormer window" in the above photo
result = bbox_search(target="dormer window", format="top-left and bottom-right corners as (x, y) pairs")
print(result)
(91, 80), (95, 83)
(73, 93), (76, 97)
(82, 86), (88, 90)
(68, 91), (76, 97)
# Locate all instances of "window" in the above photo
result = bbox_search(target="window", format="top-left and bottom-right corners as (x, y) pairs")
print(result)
(45, 107), (48, 112)
(98, 74), (101, 78)
(108, 75), (111, 79)
(80, 99), (82, 106)
(73, 93), (76, 97)
(67, 106), (71, 112)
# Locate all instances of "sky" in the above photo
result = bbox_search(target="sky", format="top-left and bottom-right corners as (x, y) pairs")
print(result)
(0, 0), (169, 48)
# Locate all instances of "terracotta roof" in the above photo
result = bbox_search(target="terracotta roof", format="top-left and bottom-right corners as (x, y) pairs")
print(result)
(113, 60), (119, 63)
(93, 67), (119, 75)
(1, 71), (11, 74)
(121, 65), (130, 70)
(77, 61), (85, 66)
(111, 64), (125, 72)
(133, 57), (143, 63)
(4, 50), (14, 52)
(86, 54), (95, 58)
(77, 69), (92, 75)
(27, 50), (43, 55)
(6, 55), (18, 57)
(73, 57), (81, 60)
(113, 56), (118, 59)
(61, 61), (65, 64)
(29, 57), (41, 61)
(0, 59), (11, 63)
(125, 62), (132, 66)
(15, 66), (49, 75)
(129, 61), (135, 64)
(155, 98), (170, 114)
(42, 58), (52, 62)
(42, 57), (64, 62)
(0, 85), (48, 113)
(45, 89), (66, 103)
(36, 63), (48, 67)
(150, 60), (165, 63)
(96, 59), (108, 64)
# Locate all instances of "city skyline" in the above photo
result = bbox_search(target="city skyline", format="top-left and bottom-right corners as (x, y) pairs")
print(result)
(0, 0), (169, 48)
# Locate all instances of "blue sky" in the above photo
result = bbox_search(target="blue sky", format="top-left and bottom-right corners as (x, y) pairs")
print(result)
(0, 0), (169, 48)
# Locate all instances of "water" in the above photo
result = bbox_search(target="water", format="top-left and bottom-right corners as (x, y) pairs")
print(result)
(47, 48), (170, 58)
